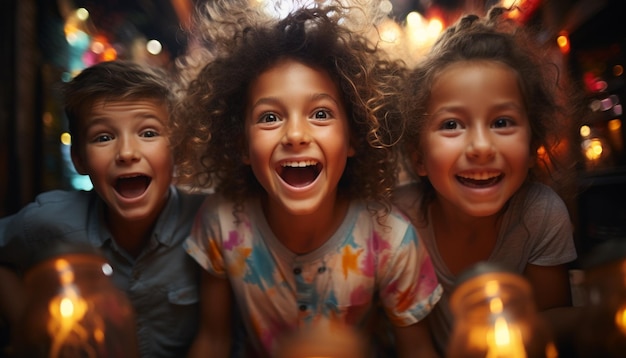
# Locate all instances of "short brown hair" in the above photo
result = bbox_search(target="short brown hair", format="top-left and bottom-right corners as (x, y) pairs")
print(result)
(63, 60), (174, 147)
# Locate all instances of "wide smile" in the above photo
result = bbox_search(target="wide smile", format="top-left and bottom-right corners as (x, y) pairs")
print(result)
(115, 174), (152, 198)
(277, 160), (322, 188)
(455, 171), (503, 188)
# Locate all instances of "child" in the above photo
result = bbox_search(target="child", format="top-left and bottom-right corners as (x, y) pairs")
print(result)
(171, 2), (442, 357)
(393, 7), (579, 355)
(0, 60), (206, 357)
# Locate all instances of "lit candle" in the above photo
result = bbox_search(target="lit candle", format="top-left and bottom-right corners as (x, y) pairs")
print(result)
(485, 316), (526, 358)
(46, 258), (96, 358)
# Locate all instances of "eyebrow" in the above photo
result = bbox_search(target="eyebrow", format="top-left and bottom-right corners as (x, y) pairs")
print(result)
(251, 93), (341, 109)
(430, 101), (525, 116)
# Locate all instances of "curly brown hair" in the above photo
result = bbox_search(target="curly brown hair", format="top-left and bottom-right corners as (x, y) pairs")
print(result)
(400, 6), (583, 221)
(171, 1), (407, 214)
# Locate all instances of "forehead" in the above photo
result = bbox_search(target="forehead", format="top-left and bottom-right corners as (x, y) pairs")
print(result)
(248, 59), (341, 99)
(429, 60), (524, 105)
(80, 97), (168, 121)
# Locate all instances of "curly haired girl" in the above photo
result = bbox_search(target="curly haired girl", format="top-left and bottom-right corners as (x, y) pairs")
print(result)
(171, 1), (442, 357)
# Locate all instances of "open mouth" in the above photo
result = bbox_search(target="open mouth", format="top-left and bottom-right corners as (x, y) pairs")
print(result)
(115, 175), (151, 198)
(456, 172), (503, 188)
(277, 160), (322, 188)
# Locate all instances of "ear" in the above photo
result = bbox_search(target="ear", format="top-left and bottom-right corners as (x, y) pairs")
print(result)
(411, 149), (428, 176)
(71, 146), (89, 175)
(347, 144), (356, 158)
(242, 146), (251, 165)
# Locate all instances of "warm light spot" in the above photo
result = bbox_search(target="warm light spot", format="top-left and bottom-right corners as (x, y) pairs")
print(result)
(536, 145), (546, 156)
(406, 11), (425, 28)
(76, 8), (89, 21)
(484, 280), (500, 297)
(490, 297), (504, 314)
(426, 18), (444, 39)
(146, 39), (163, 55)
(94, 328), (105, 343)
(61, 132), (72, 146)
(103, 47), (117, 61)
(615, 305), (626, 335)
(55, 259), (70, 272)
(500, 0), (519, 8)
(583, 138), (604, 161)
(59, 297), (75, 318)
(43, 112), (53, 127)
(580, 125), (591, 137)
(614, 65), (624, 77)
(494, 317), (512, 346)
(609, 119), (622, 132)
(59, 270), (75, 285)
(557, 33), (570, 54)
(91, 41), (104, 54)
(545, 342), (559, 358)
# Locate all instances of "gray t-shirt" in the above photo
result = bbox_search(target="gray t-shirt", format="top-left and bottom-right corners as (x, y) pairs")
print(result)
(393, 181), (577, 355)
(0, 186), (206, 358)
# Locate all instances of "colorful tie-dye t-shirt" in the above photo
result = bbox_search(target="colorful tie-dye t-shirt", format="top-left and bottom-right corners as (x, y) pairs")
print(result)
(185, 195), (442, 356)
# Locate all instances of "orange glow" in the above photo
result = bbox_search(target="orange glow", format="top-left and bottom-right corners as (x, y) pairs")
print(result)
(557, 32), (570, 54)
(102, 47), (118, 61)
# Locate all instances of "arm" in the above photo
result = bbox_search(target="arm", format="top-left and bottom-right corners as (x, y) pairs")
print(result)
(393, 319), (440, 358)
(524, 263), (572, 310)
(524, 263), (579, 354)
(187, 270), (233, 358)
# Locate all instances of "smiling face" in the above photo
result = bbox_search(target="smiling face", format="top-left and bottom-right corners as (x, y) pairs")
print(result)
(244, 59), (355, 217)
(71, 98), (173, 226)
(415, 60), (533, 218)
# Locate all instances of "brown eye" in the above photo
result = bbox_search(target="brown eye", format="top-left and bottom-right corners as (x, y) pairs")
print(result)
(314, 110), (329, 119)
(493, 117), (512, 128)
(441, 120), (458, 130)
(259, 113), (279, 123)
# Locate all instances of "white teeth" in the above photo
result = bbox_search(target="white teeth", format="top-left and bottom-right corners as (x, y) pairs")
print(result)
(457, 172), (500, 180)
(119, 174), (142, 179)
(281, 160), (318, 168)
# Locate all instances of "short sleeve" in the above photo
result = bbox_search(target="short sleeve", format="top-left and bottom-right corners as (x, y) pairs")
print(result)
(528, 185), (577, 266)
(378, 210), (442, 327)
(184, 195), (228, 278)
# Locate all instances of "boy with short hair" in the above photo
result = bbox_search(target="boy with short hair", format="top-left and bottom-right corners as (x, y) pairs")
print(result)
(0, 60), (205, 357)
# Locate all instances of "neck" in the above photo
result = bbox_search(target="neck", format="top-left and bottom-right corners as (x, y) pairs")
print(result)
(263, 196), (351, 255)
(430, 200), (502, 275)
(105, 211), (157, 258)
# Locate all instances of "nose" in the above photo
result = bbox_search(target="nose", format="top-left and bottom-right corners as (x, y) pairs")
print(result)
(282, 116), (311, 147)
(116, 136), (140, 163)
(466, 127), (495, 162)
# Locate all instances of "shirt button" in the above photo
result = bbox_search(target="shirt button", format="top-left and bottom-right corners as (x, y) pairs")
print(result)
(318, 267), (326, 273)
(293, 268), (302, 275)
(299, 304), (307, 311)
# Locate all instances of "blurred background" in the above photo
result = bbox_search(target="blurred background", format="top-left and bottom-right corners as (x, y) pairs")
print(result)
(0, 0), (624, 259)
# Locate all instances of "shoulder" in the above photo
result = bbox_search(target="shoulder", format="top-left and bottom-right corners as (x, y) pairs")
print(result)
(0, 190), (98, 261)
(7, 190), (95, 220)
(511, 182), (568, 218)
(172, 187), (210, 217)
(190, 193), (254, 235)
(353, 201), (417, 247)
